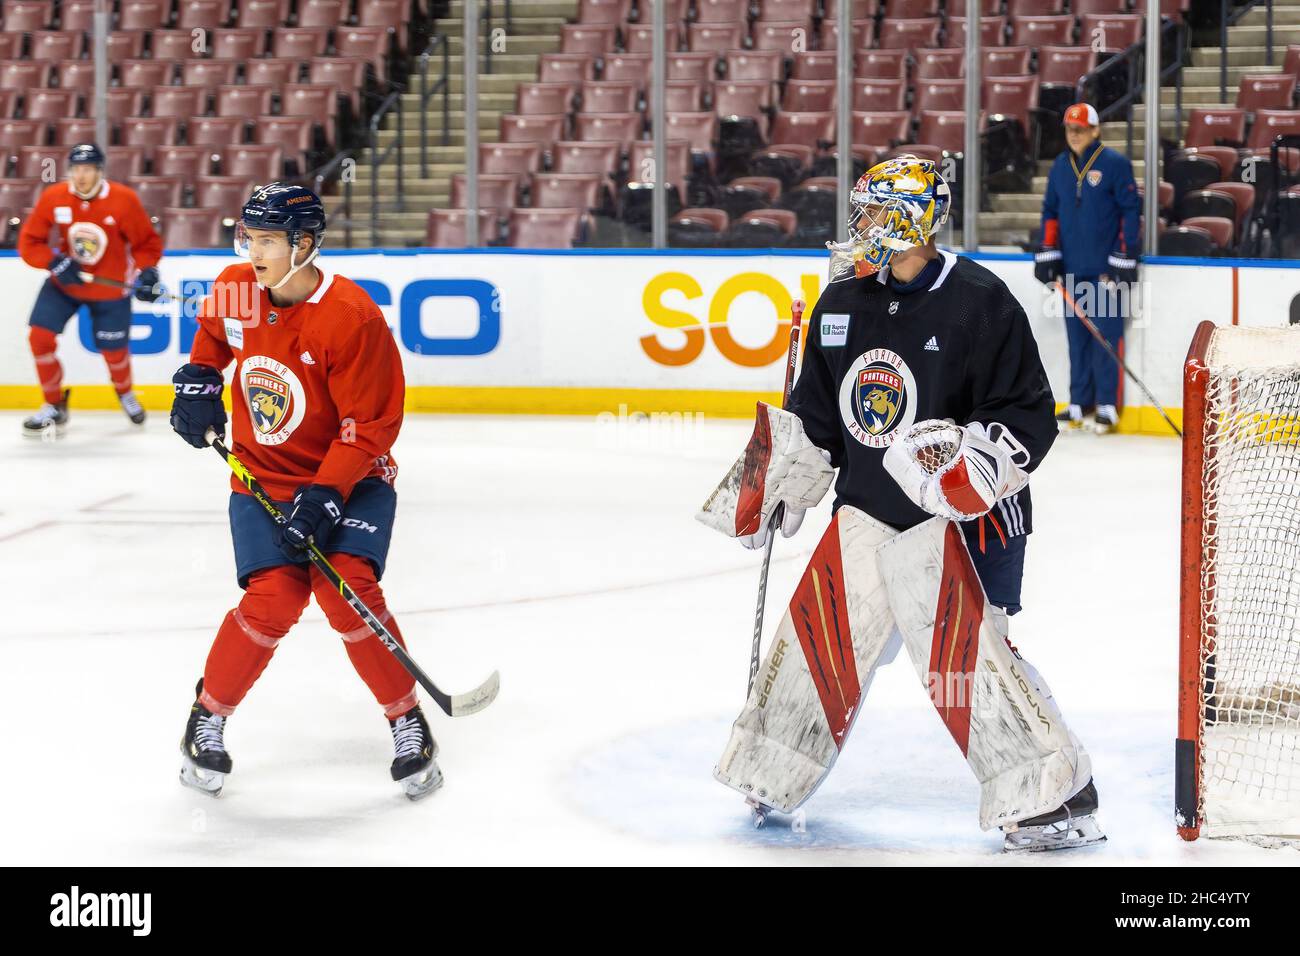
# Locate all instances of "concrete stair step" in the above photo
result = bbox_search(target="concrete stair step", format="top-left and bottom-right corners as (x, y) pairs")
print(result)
(432, 14), (572, 36)
(1228, 23), (1300, 45)
(988, 193), (1042, 213)
(1132, 102), (1232, 119)
(447, 0), (580, 19)
(404, 75), (533, 97)
(1170, 64), (1282, 88)
(438, 34), (561, 56)
(1239, 5), (1300, 27)
(443, 53), (545, 71)
(1193, 46), (1285, 68)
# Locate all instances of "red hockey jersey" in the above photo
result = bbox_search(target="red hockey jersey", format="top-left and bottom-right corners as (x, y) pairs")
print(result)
(18, 179), (163, 301)
(190, 263), (405, 501)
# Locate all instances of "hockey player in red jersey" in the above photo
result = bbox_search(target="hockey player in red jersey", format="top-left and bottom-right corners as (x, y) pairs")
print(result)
(169, 183), (440, 800)
(19, 144), (165, 437)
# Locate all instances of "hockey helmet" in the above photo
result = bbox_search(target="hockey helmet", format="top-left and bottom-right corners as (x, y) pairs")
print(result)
(67, 143), (106, 168)
(235, 182), (327, 289)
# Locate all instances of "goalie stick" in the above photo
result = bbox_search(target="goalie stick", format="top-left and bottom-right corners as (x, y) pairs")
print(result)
(746, 299), (806, 696)
(204, 428), (500, 718)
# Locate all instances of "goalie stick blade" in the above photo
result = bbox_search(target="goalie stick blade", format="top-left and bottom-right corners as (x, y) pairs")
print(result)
(436, 669), (500, 717)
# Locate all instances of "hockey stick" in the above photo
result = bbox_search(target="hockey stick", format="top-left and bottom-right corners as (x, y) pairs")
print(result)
(77, 271), (181, 304)
(746, 299), (806, 697)
(1056, 280), (1182, 438)
(203, 428), (500, 718)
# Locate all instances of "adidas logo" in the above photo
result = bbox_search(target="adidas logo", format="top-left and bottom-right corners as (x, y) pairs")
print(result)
(300, 351), (316, 365)
(924, 336), (940, 352)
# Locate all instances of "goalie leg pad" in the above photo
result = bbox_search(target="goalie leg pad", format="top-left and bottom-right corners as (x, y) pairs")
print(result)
(714, 506), (898, 813)
(877, 518), (1091, 830)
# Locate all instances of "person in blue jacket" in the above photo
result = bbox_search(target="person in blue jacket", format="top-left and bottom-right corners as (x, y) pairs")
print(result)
(1034, 103), (1142, 434)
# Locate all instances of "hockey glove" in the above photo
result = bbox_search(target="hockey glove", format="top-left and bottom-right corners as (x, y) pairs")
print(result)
(134, 265), (164, 302)
(279, 484), (344, 560)
(170, 363), (227, 449)
(697, 403), (835, 547)
(1105, 253), (1139, 287)
(884, 419), (1030, 522)
(1033, 248), (1062, 287)
(49, 254), (83, 286)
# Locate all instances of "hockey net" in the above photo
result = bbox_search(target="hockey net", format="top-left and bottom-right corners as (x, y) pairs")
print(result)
(1178, 321), (1300, 841)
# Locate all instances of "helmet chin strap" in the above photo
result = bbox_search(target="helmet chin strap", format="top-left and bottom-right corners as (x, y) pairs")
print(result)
(258, 240), (322, 291)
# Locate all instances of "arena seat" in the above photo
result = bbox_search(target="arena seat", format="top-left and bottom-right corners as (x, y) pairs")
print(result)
(517, 83), (578, 116)
(669, 207), (729, 247)
(1079, 15), (1143, 52)
(222, 145), (283, 182)
(426, 209), (499, 247)
(984, 46), (1033, 76)
(561, 25), (617, 55)
(727, 208), (796, 247)
(1180, 215), (1235, 252)
(944, 17), (1007, 49)
(507, 208), (586, 248)
(216, 86), (276, 120)
(717, 175), (782, 218)
(1009, 15), (1074, 49)
(152, 87), (207, 120)
(450, 174), (521, 215)
(792, 53), (839, 81)
(626, 24), (682, 52)
(481, 142), (545, 174)
(190, 118), (247, 148)
(551, 141), (621, 175)
(782, 80), (836, 114)
(852, 79), (908, 112)
(154, 146), (216, 179)
(573, 112), (643, 149)
(1184, 109), (1247, 148)
(28, 30), (82, 61)
(580, 81), (640, 114)
(850, 110), (912, 147)
(273, 27), (331, 60)
(500, 114), (569, 151)
(667, 52), (720, 81)
(246, 59), (302, 88)
(876, 18), (941, 51)
(914, 79), (966, 117)
(3, 1), (54, 31)
(695, 0), (751, 22)
(603, 54), (652, 87)
(725, 50), (783, 84)
(1157, 224), (1215, 256)
(856, 49), (908, 80)
(1236, 75), (1296, 113)
(532, 173), (606, 212)
(118, 0), (170, 30)
(163, 208), (226, 248)
(577, 0), (633, 25)
(1247, 110), (1300, 149)
(689, 24), (746, 53)
(539, 55), (598, 84)
(915, 49), (964, 80)
(194, 176), (257, 212)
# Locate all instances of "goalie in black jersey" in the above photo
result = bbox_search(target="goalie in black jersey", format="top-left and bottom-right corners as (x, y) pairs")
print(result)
(698, 157), (1103, 853)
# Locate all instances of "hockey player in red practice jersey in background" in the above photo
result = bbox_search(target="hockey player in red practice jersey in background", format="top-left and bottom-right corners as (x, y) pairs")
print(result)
(19, 144), (165, 437)
(169, 183), (441, 800)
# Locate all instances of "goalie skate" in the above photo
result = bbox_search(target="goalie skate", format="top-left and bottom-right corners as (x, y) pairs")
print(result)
(1001, 781), (1106, 853)
(746, 797), (773, 829)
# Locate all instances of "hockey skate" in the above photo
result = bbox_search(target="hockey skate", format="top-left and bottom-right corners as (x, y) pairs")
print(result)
(389, 705), (442, 801)
(1054, 404), (1083, 432)
(21, 388), (69, 439)
(119, 390), (146, 426)
(179, 679), (232, 796)
(1001, 780), (1105, 853)
(746, 796), (773, 829)
(1093, 405), (1118, 435)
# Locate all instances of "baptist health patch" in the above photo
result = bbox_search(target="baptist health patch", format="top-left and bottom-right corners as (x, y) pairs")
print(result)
(838, 347), (918, 448)
(820, 313), (850, 347)
(239, 354), (306, 446)
(223, 317), (245, 350)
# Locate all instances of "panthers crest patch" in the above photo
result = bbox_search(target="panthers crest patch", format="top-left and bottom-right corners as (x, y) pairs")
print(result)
(240, 355), (306, 446)
(838, 348), (918, 448)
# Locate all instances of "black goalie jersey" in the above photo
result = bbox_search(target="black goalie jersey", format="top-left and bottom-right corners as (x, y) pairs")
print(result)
(789, 250), (1057, 538)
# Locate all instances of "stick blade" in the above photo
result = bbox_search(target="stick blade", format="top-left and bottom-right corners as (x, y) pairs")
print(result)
(447, 670), (500, 717)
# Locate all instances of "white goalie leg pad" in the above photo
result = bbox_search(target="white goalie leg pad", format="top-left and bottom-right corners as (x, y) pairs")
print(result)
(715, 506), (898, 813)
(697, 403), (835, 542)
(877, 518), (1091, 830)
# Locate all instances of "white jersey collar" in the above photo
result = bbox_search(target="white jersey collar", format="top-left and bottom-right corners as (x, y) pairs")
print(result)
(929, 250), (959, 291)
(306, 267), (334, 304)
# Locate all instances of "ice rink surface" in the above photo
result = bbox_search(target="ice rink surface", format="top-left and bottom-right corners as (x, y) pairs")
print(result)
(1, 409), (1291, 865)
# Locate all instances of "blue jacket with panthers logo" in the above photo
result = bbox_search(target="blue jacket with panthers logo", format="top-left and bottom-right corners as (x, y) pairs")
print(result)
(1040, 139), (1142, 277)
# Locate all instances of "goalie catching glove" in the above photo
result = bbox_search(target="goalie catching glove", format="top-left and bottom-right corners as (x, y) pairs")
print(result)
(697, 403), (835, 548)
(883, 419), (1030, 522)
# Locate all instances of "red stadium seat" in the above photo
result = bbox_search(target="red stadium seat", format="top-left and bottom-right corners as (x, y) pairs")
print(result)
(500, 114), (569, 150)
(768, 110), (834, 155)
(120, 60), (172, 90)
(154, 145), (217, 178)
(118, 0), (169, 30)
(189, 117), (246, 148)
(1009, 16), (1074, 49)
(560, 25), (617, 56)
(25, 90), (78, 122)
(714, 81), (773, 122)
(193, 176), (255, 212)
(0, 35), (19, 62)
(727, 208), (796, 245)
(105, 31), (147, 60)
(948, 0), (1001, 13)
(983, 46), (1033, 77)
(539, 55), (597, 84)
(1248, 109), (1300, 149)
(689, 24), (746, 53)
(1184, 108), (1247, 148)
(1079, 15), (1142, 53)
(103, 89), (145, 123)
(603, 54), (652, 87)
(211, 29), (269, 59)
(1006, 0), (1065, 14)
(1072, 0), (1129, 15)
(130, 176), (184, 215)
(297, 0), (348, 28)
(850, 110), (911, 146)
(1284, 45), (1300, 82)
(163, 208), (226, 248)
(890, 0), (940, 15)
(551, 141), (621, 174)
(665, 110), (719, 156)
(916, 110), (975, 153)
(273, 27), (331, 60)
(792, 52), (838, 80)
(640, 0), (688, 23)
(426, 209), (499, 248)
(817, 19), (873, 53)
(852, 79), (907, 112)
(235, 0), (290, 28)
(824, 0), (880, 15)
(221, 144), (283, 181)
(4, 1), (53, 31)
(517, 83), (578, 115)
(576, 0), (633, 25)
(1204, 181), (1255, 236)
(625, 24), (682, 53)
(1038, 46), (1096, 87)
(182, 60), (239, 92)
(216, 86), (276, 119)
(574, 112), (643, 147)
(252, 116), (315, 170)
(122, 117), (180, 152)
(877, 18), (942, 51)
(1236, 75), (1297, 112)
(945, 17), (1007, 49)
(531, 173), (605, 211)
(669, 207), (729, 246)
(16, 145), (66, 178)
(856, 49), (909, 79)
(667, 52), (719, 81)
(782, 79), (837, 113)
(1179, 216), (1233, 252)
(725, 50), (784, 83)
(245, 59), (302, 88)
(449, 175), (520, 214)
(507, 208), (585, 248)
(627, 140), (690, 195)
(0, 90), (16, 120)
(151, 87), (207, 120)
(1, 64), (50, 92)
(333, 27), (391, 77)
(282, 84), (339, 145)
(28, 31), (81, 61)
(580, 82), (640, 114)
(665, 81), (705, 111)
(757, 0), (817, 20)
(984, 75), (1039, 128)
(914, 79), (965, 116)
(480, 142), (545, 174)
(176, 1), (226, 32)
(0, 181), (43, 215)
(695, 0), (750, 22)
(309, 57), (369, 115)
(0, 120), (47, 151)
(915, 48), (964, 79)
(51, 118), (98, 145)
(60, 1), (99, 32)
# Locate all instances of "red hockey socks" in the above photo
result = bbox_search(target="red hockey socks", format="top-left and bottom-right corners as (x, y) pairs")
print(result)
(29, 327), (63, 405)
(101, 347), (133, 396)
(312, 553), (418, 718)
(201, 566), (312, 714)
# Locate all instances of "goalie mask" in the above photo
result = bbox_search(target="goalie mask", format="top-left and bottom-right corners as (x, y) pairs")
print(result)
(826, 156), (951, 282)
(234, 182), (327, 290)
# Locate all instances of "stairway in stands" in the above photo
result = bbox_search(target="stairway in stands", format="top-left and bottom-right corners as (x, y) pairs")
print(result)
(985, 3), (1300, 248)
(340, 0), (577, 246)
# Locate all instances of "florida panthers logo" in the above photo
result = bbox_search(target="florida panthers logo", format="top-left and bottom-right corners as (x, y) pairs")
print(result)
(239, 355), (306, 446)
(839, 348), (918, 448)
(66, 221), (108, 265)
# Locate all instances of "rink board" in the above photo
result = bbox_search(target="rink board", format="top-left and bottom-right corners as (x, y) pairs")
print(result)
(1, 249), (1297, 435)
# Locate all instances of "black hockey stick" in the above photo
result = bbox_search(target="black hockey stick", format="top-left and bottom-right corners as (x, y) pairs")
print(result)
(203, 429), (500, 717)
(77, 270), (181, 304)
(1056, 280), (1182, 438)
(747, 300), (806, 697)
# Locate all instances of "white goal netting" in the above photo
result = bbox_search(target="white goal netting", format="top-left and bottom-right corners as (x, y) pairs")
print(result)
(1195, 327), (1300, 839)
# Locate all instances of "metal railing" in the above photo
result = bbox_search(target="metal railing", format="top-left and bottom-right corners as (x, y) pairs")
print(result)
(311, 150), (359, 247)
(419, 34), (451, 178)
(370, 88), (405, 246)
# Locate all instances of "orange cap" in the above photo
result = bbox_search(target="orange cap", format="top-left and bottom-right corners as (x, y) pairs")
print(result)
(1064, 103), (1099, 127)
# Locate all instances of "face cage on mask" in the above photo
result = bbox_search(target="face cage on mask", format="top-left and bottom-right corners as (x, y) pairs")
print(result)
(234, 222), (324, 290)
(826, 197), (927, 282)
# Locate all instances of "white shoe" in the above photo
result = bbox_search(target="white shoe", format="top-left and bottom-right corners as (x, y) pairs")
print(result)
(21, 388), (69, 439)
